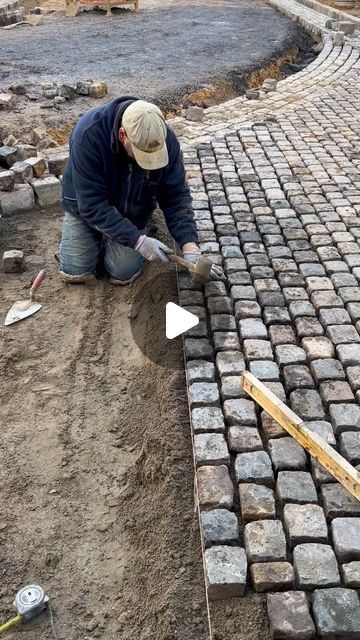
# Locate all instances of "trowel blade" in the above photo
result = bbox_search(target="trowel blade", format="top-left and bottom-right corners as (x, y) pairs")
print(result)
(5, 302), (42, 326)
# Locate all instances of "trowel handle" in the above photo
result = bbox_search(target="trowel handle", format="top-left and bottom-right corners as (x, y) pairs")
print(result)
(30, 270), (46, 301)
(168, 253), (195, 272)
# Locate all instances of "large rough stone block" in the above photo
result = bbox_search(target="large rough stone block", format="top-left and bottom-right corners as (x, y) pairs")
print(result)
(290, 389), (325, 421)
(197, 465), (233, 509)
(0, 184), (35, 215)
(312, 588), (360, 639)
(293, 544), (340, 588)
(194, 433), (229, 467)
(15, 143), (37, 160)
(283, 504), (328, 547)
(331, 517), (360, 562)
(239, 483), (276, 522)
(216, 351), (245, 376)
(200, 509), (239, 547)
(244, 339), (273, 361)
(3, 249), (24, 273)
(205, 546), (247, 600)
(10, 160), (32, 184)
(339, 432), (360, 464)
(184, 338), (213, 360)
(30, 175), (61, 207)
(267, 591), (316, 640)
(342, 561), (360, 587)
(228, 426), (263, 452)
(244, 519), (287, 562)
(235, 451), (274, 485)
(187, 360), (215, 383)
(24, 156), (46, 177)
(0, 145), (17, 167)
(329, 403), (360, 434)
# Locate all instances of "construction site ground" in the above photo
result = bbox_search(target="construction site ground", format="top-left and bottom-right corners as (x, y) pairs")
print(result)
(0, 1), (304, 637)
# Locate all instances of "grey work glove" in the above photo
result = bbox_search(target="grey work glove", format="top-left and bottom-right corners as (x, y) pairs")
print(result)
(182, 248), (201, 264)
(135, 235), (172, 263)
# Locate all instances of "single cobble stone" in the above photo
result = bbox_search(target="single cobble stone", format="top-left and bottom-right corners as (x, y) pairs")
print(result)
(290, 389), (325, 421)
(187, 360), (215, 383)
(213, 332), (240, 352)
(244, 520), (287, 563)
(283, 365), (314, 392)
(194, 433), (229, 467)
(267, 591), (316, 640)
(331, 517), (360, 562)
(339, 432), (360, 465)
(197, 465), (233, 509)
(189, 382), (220, 407)
(249, 360), (279, 381)
(327, 324), (360, 345)
(205, 546), (247, 600)
(320, 381), (354, 407)
(220, 376), (247, 400)
(275, 346), (306, 368)
(239, 318), (268, 340)
(302, 337), (335, 361)
(0, 183), (35, 215)
(304, 421), (336, 446)
(244, 339), (273, 361)
(250, 562), (294, 593)
(283, 504), (328, 547)
(293, 543), (340, 589)
(235, 451), (274, 486)
(3, 249), (24, 273)
(200, 509), (239, 547)
(223, 399), (257, 426)
(329, 403), (360, 434)
(191, 407), (225, 433)
(276, 471), (318, 505)
(312, 588), (360, 639)
(269, 325), (297, 346)
(321, 484), (360, 519)
(342, 562), (360, 587)
(216, 351), (245, 377)
(268, 438), (307, 471)
(239, 483), (276, 522)
(0, 169), (15, 191)
(228, 426), (263, 453)
(185, 338), (213, 360)
(310, 359), (345, 384)
(10, 161), (32, 184)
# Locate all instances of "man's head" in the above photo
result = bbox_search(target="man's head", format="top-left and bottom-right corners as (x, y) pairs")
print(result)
(119, 100), (169, 171)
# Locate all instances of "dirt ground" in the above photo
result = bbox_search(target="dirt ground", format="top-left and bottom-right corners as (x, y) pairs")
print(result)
(0, 0), (313, 138)
(0, 208), (270, 639)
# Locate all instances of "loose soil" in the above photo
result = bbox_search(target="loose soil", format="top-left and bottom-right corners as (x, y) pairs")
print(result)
(0, 208), (270, 639)
(314, 0), (360, 17)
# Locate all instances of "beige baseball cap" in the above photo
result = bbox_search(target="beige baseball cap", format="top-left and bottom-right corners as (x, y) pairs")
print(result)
(122, 100), (169, 170)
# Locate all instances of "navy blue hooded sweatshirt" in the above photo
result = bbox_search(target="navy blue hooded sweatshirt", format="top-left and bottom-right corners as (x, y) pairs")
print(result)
(61, 96), (199, 249)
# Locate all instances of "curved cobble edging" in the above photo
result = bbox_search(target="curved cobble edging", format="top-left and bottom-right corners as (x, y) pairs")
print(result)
(179, 0), (360, 636)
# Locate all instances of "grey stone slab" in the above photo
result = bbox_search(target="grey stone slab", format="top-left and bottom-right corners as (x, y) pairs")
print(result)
(244, 520), (287, 563)
(249, 360), (280, 381)
(293, 544), (340, 589)
(267, 591), (316, 640)
(321, 484), (360, 519)
(185, 338), (213, 360)
(244, 339), (273, 361)
(197, 465), (234, 509)
(239, 483), (276, 522)
(320, 381), (354, 407)
(302, 336), (335, 361)
(290, 389), (325, 421)
(275, 345), (307, 368)
(228, 426), (263, 453)
(312, 588), (360, 639)
(283, 365), (314, 392)
(276, 471), (318, 505)
(337, 344), (360, 367)
(210, 315), (236, 332)
(234, 300), (261, 319)
(250, 562), (294, 593)
(213, 332), (240, 352)
(205, 546), (247, 600)
(223, 399), (257, 426)
(331, 517), (360, 562)
(268, 438), (307, 471)
(327, 325), (360, 345)
(220, 376), (247, 400)
(200, 509), (239, 547)
(283, 504), (328, 547)
(239, 318), (268, 340)
(194, 433), (230, 467)
(295, 317), (324, 338)
(269, 325), (297, 346)
(329, 403), (360, 434)
(235, 451), (274, 486)
(346, 366), (360, 392)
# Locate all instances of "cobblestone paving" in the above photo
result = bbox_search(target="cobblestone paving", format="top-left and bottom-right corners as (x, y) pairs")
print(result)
(175, 0), (360, 636)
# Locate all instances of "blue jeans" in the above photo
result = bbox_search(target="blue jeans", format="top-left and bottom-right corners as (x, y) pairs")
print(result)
(59, 212), (145, 282)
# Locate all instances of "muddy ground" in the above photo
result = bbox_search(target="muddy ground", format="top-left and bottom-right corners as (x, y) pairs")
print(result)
(0, 0), (314, 137)
(0, 208), (271, 640)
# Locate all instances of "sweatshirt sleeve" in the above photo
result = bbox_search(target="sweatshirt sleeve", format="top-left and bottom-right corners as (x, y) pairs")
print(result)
(157, 133), (199, 248)
(71, 136), (142, 247)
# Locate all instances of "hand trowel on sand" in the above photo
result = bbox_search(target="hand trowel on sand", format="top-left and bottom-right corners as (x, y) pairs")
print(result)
(5, 270), (46, 326)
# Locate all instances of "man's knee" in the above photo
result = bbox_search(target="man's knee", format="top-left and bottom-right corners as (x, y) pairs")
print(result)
(104, 241), (145, 283)
(60, 212), (100, 278)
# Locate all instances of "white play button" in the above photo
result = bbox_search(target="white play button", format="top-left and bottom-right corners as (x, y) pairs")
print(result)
(166, 302), (199, 339)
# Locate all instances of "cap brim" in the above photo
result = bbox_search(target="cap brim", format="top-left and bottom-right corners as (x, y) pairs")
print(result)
(131, 143), (169, 170)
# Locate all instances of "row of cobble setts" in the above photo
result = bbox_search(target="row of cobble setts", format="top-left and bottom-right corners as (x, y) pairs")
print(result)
(179, 76), (360, 636)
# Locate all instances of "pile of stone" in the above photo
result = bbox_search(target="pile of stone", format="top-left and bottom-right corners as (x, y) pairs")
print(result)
(0, 0), (25, 26)
(0, 79), (108, 111)
(0, 135), (69, 214)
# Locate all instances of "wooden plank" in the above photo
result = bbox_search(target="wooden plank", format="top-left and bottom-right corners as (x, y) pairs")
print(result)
(240, 371), (360, 502)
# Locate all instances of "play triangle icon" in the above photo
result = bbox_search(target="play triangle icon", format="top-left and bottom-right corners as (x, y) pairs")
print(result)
(166, 302), (199, 339)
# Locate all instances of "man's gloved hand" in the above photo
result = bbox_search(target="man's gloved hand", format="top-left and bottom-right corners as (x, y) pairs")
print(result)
(182, 242), (201, 264)
(135, 235), (172, 262)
